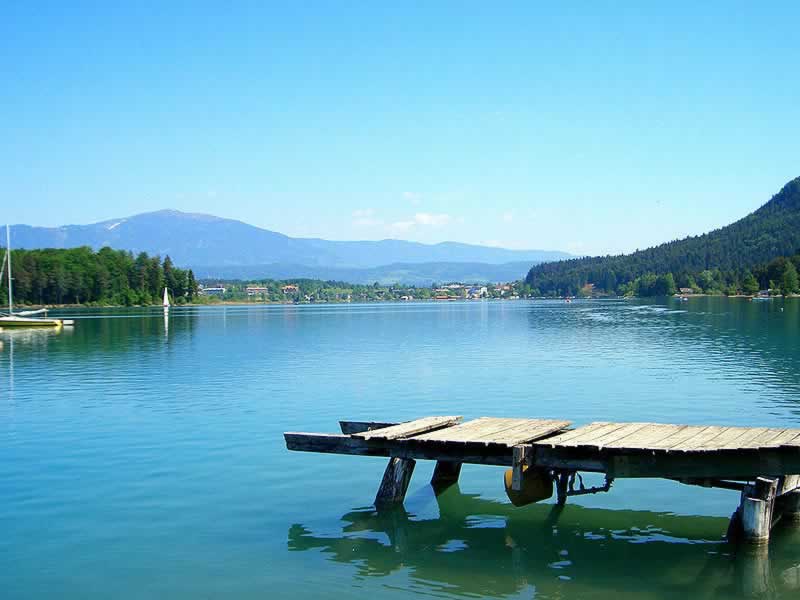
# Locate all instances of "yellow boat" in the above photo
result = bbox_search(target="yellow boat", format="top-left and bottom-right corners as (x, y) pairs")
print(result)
(0, 314), (64, 328)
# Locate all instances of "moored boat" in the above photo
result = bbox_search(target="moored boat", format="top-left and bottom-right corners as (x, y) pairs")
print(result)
(0, 315), (64, 328)
(1, 224), (67, 328)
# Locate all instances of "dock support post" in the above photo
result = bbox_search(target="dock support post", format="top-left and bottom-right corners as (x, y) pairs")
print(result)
(431, 461), (462, 491)
(740, 477), (778, 544)
(555, 472), (570, 506)
(777, 475), (800, 523)
(780, 491), (800, 522)
(375, 457), (416, 508)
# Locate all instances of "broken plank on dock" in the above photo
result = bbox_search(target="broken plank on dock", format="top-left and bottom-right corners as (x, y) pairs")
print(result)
(339, 420), (397, 435)
(352, 416), (462, 440)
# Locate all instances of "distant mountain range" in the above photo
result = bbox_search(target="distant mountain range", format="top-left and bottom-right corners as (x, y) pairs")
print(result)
(192, 261), (538, 286)
(9, 210), (570, 285)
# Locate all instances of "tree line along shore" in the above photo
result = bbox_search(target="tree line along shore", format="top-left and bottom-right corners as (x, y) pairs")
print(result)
(527, 253), (800, 298)
(0, 246), (523, 307)
(1, 247), (199, 306)
(2, 246), (799, 309)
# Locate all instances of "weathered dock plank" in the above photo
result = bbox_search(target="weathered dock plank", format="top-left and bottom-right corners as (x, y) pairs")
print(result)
(413, 417), (570, 446)
(670, 426), (728, 451)
(742, 429), (791, 449)
(476, 419), (571, 446)
(544, 423), (800, 453)
(607, 424), (688, 450)
(412, 417), (517, 442)
(784, 432), (800, 448)
(649, 425), (715, 450)
(539, 422), (623, 447)
(353, 416), (462, 440)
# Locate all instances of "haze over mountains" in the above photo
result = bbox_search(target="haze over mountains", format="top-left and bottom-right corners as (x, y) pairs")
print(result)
(9, 210), (571, 284)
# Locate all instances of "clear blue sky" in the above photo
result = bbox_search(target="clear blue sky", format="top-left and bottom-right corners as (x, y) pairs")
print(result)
(3, 2), (799, 255)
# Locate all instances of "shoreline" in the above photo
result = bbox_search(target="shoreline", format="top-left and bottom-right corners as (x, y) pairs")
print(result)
(13, 294), (798, 311)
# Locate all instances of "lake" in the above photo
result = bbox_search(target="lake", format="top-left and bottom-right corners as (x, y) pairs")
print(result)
(3, 298), (800, 599)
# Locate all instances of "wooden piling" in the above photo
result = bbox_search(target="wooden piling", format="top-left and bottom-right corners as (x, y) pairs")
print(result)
(740, 477), (778, 544)
(431, 461), (462, 490)
(375, 457), (416, 507)
(778, 474), (800, 522)
(555, 472), (570, 506)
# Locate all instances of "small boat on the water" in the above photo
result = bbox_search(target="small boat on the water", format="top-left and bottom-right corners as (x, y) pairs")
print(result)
(1, 224), (70, 328)
(163, 287), (171, 308)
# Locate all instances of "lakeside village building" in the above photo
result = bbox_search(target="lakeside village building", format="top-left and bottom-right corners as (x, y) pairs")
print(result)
(246, 286), (269, 297)
(199, 286), (226, 297)
(199, 282), (499, 301)
(433, 284), (489, 299)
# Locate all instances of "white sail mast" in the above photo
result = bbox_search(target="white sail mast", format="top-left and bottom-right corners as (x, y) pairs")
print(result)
(6, 224), (12, 315)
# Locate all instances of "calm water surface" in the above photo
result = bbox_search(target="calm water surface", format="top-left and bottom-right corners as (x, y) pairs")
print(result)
(3, 298), (800, 599)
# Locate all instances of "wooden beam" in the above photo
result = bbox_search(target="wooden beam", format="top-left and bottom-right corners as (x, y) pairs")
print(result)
(511, 445), (529, 492)
(532, 445), (800, 480)
(284, 432), (513, 464)
(671, 478), (747, 492)
(375, 458), (416, 507)
(778, 474), (800, 495)
(339, 421), (397, 435)
(555, 472), (570, 506)
(778, 491), (800, 522)
(776, 474), (800, 523)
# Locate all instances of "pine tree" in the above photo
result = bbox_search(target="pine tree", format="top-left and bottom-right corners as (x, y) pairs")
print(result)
(742, 271), (759, 295)
(187, 269), (199, 300)
(782, 262), (799, 296)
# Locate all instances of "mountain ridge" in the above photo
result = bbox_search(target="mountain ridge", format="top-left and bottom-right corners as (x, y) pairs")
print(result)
(526, 175), (800, 295)
(8, 209), (570, 282)
(191, 260), (536, 286)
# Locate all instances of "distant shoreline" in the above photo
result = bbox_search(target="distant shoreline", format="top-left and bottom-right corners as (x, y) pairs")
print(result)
(13, 294), (798, 311)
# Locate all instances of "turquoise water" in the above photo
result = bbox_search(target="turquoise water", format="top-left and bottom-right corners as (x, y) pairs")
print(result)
(2, 298), (800, 599)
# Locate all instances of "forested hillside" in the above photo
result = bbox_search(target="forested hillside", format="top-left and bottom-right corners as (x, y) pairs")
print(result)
(526, 177), (800, 296)
(0, 247), (198, 306)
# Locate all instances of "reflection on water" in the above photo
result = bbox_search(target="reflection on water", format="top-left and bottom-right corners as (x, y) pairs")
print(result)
(3, 299), (800, 599)
(290, 484), (800, 599)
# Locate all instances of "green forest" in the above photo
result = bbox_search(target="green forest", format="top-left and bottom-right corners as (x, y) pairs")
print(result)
(0, 247), (198, 306)
(526, 176), (800, 297)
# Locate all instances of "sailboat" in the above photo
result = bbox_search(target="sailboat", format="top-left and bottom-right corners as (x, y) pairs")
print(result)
(162, 287), (170, 336)
(1, 224), (69, 328)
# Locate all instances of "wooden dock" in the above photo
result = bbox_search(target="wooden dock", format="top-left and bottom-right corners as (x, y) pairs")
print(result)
(285, 416), (800, 544)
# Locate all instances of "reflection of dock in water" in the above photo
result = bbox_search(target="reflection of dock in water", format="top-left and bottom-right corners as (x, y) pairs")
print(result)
(289, 484), (800, 599)
(286, 417), (800, 545)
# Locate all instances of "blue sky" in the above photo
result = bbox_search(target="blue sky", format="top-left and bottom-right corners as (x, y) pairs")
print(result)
(2, 2), (799, 255)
